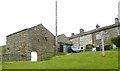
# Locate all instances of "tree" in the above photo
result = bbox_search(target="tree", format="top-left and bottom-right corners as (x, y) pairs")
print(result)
(111, 36), (120, 47)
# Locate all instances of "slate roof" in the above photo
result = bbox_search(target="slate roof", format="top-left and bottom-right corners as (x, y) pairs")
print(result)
(70, 23), (120, 39)
(57, 34), (72, 44)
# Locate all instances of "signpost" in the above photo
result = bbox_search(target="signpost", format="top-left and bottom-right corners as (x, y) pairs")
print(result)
(101, 31), (105, 57)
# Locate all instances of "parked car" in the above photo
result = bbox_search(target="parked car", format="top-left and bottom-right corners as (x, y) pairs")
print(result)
(68, 46), (81, 53)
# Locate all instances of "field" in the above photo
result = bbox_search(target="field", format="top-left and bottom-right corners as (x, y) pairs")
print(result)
(2, 51), (118, 69)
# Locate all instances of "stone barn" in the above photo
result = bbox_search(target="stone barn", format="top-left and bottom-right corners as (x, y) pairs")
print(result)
(5, 24), (55, 61)
(57, 34), (72, 52)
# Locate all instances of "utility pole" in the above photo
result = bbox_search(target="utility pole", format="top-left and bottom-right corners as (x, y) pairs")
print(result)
(101, 31), (105, 57)
(55, 0), (58, 53)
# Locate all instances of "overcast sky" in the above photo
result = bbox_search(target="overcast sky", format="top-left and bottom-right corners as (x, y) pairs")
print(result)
(0, 0), (119, 46)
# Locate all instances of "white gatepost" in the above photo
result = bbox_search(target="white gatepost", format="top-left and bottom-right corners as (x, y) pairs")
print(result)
(31, 52), (37, 62)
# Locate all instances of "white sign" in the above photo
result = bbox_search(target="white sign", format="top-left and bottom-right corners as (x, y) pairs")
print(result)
(31, 52), (37, 62)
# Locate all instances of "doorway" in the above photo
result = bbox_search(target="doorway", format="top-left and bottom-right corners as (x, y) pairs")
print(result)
(31, 52), (37, 62)
(58, 45), (63, 52)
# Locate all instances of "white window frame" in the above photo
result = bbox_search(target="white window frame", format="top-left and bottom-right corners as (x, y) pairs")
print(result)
(96, 34), (101, 40)
(80, 37), (83, 42)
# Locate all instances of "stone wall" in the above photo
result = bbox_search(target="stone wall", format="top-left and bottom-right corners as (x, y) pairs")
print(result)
(80, 34), (93, 48)
(6, 29), (30, 54)
(70, 37), (80, 47)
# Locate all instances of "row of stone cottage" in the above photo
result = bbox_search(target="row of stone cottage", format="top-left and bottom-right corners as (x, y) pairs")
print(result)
(72, 1), (120, 50)
(69, 18), (120, 50)
(4, 18), (120, 61)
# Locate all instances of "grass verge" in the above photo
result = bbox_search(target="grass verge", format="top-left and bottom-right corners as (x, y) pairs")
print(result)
(2, 51), (118, 69)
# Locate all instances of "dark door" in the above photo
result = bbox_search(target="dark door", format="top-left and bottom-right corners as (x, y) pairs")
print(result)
(58, 45), (63, 52)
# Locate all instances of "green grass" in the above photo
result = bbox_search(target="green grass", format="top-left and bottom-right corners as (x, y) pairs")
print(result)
(0, 62), (2, 70)
(2, 51), (118, 69)
(110, 48), (119, 51)
(0, 46), (3, 70)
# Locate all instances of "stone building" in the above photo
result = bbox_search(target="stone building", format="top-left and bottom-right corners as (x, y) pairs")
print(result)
(70, 36), (80, 47)
(57, 34), (72, 52)
(70, 29), (93, 50)
(70, 18), (120, 50)
(79, 33), (93, 50)
(5, 24), (55, 61)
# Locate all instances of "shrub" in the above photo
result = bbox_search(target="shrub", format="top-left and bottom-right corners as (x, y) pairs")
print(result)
(111, 36), (120, 47)
(104, 44), (112, 50)
(86, 44), (95, 49)
(85, 44), (95, 51)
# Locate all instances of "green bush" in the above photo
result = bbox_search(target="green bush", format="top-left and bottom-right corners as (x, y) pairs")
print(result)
(104, 45), (112, 50)
(86, 44), (95, 49)
(111, 36), (120, 47)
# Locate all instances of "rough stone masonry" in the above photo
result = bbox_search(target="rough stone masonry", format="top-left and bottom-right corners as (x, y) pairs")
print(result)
(4, 24), (56, 61)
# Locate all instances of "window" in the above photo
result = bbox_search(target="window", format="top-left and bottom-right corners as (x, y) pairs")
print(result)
(96, 44), (99, 47)
(96, 34), (101, 40)
(7, 48), (9, 50)
(45, 37), (47, 41)
(80, 37), (83, 42)
(38, 39), (39, 42)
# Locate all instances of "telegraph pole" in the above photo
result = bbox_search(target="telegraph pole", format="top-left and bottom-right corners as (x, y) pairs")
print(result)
(101, 31), (105, 57)
(55, 0), (58, 53)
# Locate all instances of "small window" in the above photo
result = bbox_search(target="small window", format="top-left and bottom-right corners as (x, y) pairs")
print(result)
(7, 48), (9, 50)
(45, 37), (47, 41)
(80, 37), (83, 42)
(38, 39), (39, 42)
(96, 34), (101, 40)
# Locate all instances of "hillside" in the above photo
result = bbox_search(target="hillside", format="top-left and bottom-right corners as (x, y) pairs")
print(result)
(2, 51), (118, 69)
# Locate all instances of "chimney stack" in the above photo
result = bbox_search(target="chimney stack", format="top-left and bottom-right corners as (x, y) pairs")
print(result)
(71, 33), (74, 36)
(115, 18), (119, 24)
(80, 28), (84, 34)
(96, 24), (100, 29)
